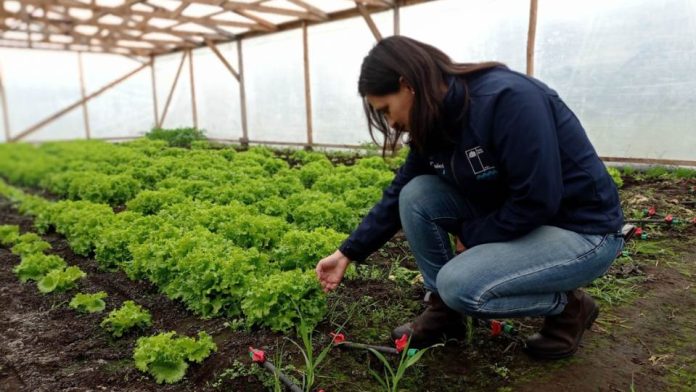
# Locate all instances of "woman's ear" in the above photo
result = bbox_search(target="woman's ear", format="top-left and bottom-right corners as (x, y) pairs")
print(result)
(399, 76), (415, 95)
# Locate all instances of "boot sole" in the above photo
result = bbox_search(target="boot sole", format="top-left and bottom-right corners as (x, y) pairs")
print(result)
(525, 306), (600, 360)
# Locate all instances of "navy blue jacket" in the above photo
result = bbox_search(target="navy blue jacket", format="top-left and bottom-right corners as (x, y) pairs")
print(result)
(339, 67), (624, 263)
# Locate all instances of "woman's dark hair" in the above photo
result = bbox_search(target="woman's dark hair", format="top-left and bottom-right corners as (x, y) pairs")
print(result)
(358, 36), (504, 155)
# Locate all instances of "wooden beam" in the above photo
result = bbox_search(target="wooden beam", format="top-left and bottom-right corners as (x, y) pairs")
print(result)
(302, 22), (312, 147)
(184, 0), (324, 21)
(204, 39), (239, 81)
(356, 3), (383, 42)
(286, 0), (329, 20)
(150, 55), (158, 127)
(77, 51), (91, 139)
(526, 0), (538, 77)
(11, 61), (151, 142)
(237, 39), (248, 144)
(157, 51), (186, 128)
(0, 63), (10, 142)
(188, 49), (197, 128)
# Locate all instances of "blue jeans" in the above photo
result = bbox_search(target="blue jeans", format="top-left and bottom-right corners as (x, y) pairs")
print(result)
(399, 175), (624, 318)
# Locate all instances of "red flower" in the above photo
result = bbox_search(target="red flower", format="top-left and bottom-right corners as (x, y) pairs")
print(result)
(635, 227), (643, 236)
(490, 320), (503, 337)
(249, 346), (266, 363)
(665, 214), (673, 223)
(330, 332), (345, 345)
(395, 334), (409, 353)
(648, 207), (656, 217)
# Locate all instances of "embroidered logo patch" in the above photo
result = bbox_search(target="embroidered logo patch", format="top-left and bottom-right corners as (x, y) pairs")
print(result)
(465, 146), (498, 180)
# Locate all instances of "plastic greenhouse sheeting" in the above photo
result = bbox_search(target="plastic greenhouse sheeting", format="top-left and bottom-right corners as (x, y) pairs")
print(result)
(536, 0), (696, 161)
(0, 0), (694, 163)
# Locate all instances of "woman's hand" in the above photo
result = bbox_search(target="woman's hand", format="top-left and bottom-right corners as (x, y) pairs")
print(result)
(315, 250), (351, 293)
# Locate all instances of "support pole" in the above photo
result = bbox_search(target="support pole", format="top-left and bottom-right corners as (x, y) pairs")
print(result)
(12, 61), (151, 142)
(237, 39), (248, 145)
(526, 0), (538, 76)
(150, 55), (158, 128)
(158, 51), (187, 128)
(77, 52), (91, 139)
(393, 1), (400, 36)
(302, 22), (313, 149)
(0, 63), (10, 142)
(188, 49), (198, 128)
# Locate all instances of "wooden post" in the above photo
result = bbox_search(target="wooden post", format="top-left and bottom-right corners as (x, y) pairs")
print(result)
(158, 51), (187, 128)
(0, 63), (11, 142)
(393, 1), (400, 36)
(77, 52), (91, 139)
(188, 49), (198, 128)
(302, 22), (313, 149)
(526, 0), (538, 77)
(12, 61), (151, 142)
(150, 55), (158, 127)
(237, 39), (248, 145)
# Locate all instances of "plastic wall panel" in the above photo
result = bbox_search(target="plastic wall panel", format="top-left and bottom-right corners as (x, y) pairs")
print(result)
(400, 0), (528, 72)
(192, 43), (243, 140)
(154, 52), (194, 129)
(536, 0), (696, 161)
(309, 11), (393, 146)
(243, 29), (307, 143)
(82, 53), (154, 138)
(0, 48), (84, 141)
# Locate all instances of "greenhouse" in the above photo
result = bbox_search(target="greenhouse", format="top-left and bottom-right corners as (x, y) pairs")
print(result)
(0, 0), (695, 391)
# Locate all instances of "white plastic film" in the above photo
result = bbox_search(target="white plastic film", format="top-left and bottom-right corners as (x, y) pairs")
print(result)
(154, 52), (194, 129)
(243, 29), (307, 144)
(192, 43), (243, 141)
(536, 0), (696, 161)
(82, 53), (155, 139)
(400, 0), (528, 72)
(309, 11), (393, 147)
(0, 48), (85, 141)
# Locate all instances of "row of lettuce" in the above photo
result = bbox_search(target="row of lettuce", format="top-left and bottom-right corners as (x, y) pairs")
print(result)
(0, 223), (216, 384)
(0, 139), (406, 331)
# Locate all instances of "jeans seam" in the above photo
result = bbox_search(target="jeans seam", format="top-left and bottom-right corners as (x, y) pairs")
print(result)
(474, 234), (610, 312)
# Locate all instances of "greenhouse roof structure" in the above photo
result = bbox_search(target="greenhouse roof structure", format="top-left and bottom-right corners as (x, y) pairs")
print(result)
(0, 0), (425, 58)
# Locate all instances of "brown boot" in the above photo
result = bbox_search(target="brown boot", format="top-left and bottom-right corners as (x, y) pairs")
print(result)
(524, 289), (599, 360)
(391, 291), (463, 348)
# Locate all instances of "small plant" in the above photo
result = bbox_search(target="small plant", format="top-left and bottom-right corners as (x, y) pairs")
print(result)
(101, 300), (152, 337)
(133, 331), (217, 384)
(606, 166), (623, 188)
(37, 265), (86, 293)
(145, 127), (206, 148)
(0, 224), (20, 246)
(286, 308), (333, 392)
(69, 291), (108, 313)
(13, 253), (66, 282)
(10, 232), (51, 256)
(367, 335), (443, 392)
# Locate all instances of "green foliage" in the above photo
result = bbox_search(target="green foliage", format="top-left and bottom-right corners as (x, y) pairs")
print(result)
(126, 189), (188, 215)
(13, 253), (66, 282)
(645, 166), (670, 179)
(273, 228), (346, 270)
(298, 160), (333, 188)
(10, 232), (51, 256)
(367, 337), (443, 392)
(37, 265), (86, 293)
(48, 200), (115, 256)
(42, 171), (141, 205)
(69, 291), (108, 313)
(0, 224), (20, 247)
(242, 269), (326, 332)
(146, 127), (206, 148)
(133, 331), (217, 384)
(606, 167), (623, 188)
(101, 300), (152, 337)
(287, 309), (334, 392)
